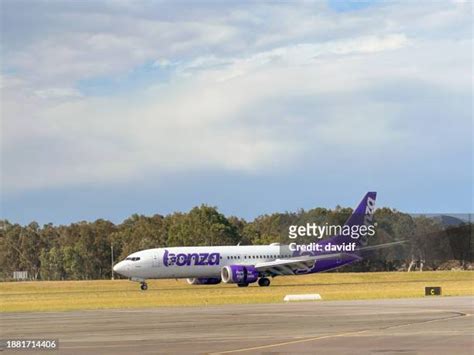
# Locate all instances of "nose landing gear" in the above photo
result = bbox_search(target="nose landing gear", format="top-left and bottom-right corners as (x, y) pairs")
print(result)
(130, 277), (148, 291)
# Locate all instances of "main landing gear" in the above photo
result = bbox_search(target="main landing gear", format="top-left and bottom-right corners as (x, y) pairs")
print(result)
(140, 282), (148, 291)
(258, 277), (270, 287)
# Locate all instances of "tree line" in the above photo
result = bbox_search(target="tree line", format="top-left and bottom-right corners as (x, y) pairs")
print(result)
(0, 205), (472, 280)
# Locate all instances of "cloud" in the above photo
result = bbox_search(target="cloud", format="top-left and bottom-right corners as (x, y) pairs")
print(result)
(1, 0), (471, 194)
(176, 34), (410, 81)
(34, 87), (82, 99)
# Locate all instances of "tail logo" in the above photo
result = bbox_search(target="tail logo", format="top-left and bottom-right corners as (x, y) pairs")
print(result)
(364, 196), (376, 225)
(361, 196), (376, 246)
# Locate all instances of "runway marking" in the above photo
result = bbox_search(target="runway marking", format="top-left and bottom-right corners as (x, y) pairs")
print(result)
(209, 311), (470, 354)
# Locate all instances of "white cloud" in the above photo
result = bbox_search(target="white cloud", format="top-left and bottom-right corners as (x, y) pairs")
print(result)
(34, 87), (82, 99)
(177, 34), (410, 81)
(1, 1), (471, 193)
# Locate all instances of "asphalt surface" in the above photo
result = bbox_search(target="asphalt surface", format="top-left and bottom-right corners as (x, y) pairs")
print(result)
(1, 296), (473, 354)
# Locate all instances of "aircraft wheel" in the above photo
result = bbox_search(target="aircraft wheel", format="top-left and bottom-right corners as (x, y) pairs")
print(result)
(140, 282), (148, 291)
(237, 283), (249, 287)
(258, 278), (270, 287)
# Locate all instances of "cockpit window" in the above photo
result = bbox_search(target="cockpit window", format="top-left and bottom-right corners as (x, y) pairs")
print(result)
(125, 257), (141, 261)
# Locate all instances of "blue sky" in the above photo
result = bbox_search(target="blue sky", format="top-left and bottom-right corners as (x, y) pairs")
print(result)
(1, 0), (472, 225)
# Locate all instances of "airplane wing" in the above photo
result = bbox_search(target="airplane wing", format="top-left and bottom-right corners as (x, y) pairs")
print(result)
(254, 253), (360, 276)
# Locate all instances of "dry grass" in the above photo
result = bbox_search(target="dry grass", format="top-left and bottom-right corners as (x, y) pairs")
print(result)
(1, 271), (472, 312)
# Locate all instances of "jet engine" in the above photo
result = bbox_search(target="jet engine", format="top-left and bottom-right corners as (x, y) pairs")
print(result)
(221, 265), (259, 284)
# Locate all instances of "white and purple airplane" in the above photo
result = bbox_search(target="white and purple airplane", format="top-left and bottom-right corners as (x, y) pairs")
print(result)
(113, 192), (400, 290)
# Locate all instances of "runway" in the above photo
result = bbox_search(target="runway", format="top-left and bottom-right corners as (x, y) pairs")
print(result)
(1, 296), (473, 354)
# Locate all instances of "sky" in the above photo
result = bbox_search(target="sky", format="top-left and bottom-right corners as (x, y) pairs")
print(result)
(1, 0), (472, 225)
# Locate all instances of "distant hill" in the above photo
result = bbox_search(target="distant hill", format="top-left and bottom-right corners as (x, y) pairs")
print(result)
(413, 214), (471, 227)
(433, 215), (467, 227)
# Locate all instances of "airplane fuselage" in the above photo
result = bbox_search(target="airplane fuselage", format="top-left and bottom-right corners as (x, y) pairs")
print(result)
(114, 244), (295, 280)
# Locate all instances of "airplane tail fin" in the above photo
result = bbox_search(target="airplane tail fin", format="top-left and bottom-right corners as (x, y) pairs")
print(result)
(344, 191), (377, 228)
(323, 192), (377, 249)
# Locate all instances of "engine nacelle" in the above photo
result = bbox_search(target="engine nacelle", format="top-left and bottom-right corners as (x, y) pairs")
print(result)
(221, 265), (259, 284)
(186, 278), (221, 285)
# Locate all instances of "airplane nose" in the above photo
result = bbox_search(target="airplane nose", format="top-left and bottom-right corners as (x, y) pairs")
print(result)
(113, 261), (126, 275)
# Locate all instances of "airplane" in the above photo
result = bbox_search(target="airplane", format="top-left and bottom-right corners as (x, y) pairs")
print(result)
(113, 192), (402, 290)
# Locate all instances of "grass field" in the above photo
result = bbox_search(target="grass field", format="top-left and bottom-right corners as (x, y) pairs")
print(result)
(1, 271), (473, 312)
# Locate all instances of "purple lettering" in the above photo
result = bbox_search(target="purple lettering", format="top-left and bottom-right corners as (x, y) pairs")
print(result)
(163, 249), (169, 267)
(187, 253), (199, 266)
(176, 253), (187, 266)
(163, 250), (221, 267)
(208, 253), (220, 266)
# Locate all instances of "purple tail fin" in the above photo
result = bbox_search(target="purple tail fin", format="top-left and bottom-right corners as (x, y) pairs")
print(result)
(322, 192), (377, 249)
(344, 192), (377, 228)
